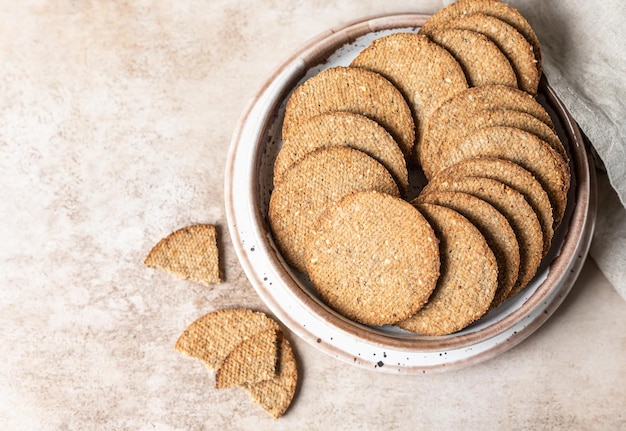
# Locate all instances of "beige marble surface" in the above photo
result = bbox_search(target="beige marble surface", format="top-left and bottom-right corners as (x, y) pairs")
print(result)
(1, 1), (625, 430)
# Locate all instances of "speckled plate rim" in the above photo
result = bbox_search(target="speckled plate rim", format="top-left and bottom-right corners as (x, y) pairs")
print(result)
(224, 13), (597, 373)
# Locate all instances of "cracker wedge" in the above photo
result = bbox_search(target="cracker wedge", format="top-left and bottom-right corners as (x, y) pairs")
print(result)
(245, 333), (298, 419)
(397, 203), (498, 335)
(174, 308), (280, 371)
(215, 328), (278, 389)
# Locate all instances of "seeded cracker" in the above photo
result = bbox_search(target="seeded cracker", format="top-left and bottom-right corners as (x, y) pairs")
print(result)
(351, 32), (468, 163)
(420, 84), (554, 178)
(422, 13), (539, 94)
(215, 328), (278, 389)
(397, 203), (498, 335)
(245, 333), (298, 419)
(281, 66), (415, 157)
(420, 0), (542, 76)
(434, 157), (555, 255)
(274, 112), (408, 193)
(269, 146), (400, 274)
(306, 191), (440, 326)
(144, 224), (221, 286)
(428, 28), (518, 89)
(416, 191), (520, 308)
(174, 308), (280, 371)
(422, 175), (543, 299)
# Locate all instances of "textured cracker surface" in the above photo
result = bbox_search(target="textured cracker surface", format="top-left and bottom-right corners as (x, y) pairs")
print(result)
(397, 203), (498, 335)
(435, 157), (554, 255)
(245, 334), (298, 419)
(281, 66), (415, 157)
(417, 190), (520, 308)
(274, 112), (408, 193)
(351, 32), (468, 162)
(422, 176), (543, 299)
(174, 309), (280, 371)
(144, 224), (221, 286)
(420, 0), (542, 75)
(421, 84), (554, 177)
(306, 191), (440, 326)
(431, 126), (570, 225)
(268, 146), (400, 274)
(423, 13), (539, 94)
(215, 328), (278, 389)
(428, 28), (518, 89)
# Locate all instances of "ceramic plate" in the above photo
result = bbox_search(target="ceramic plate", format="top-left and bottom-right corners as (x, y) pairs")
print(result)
(224, 14), (597, 373)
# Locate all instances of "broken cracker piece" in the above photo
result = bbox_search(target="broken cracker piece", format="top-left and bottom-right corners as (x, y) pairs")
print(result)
(215, 328), (279, 389)
(145, 224), (221, 286)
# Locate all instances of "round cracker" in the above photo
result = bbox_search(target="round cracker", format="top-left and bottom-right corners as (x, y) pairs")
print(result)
(434, 157), (554, 255)
(420, 85), (554, 173)
(269, 146), (400, 274)
(420, 0), (542, 76)
(416, 191), (520, 308)
(397, 203), (498, 335)
(174, 308), (280, 371)
(421, 175), (543, 299)
(306, 191), (440, 326)
(426, 126), (570, 226)
(245, 333), (298, 419)
(350, 32), (468, 162)
(428, 28), (518, 89)
(281, 66), (415, 157)
(274, 112), (408, 193)
(423, 13), (539, 94)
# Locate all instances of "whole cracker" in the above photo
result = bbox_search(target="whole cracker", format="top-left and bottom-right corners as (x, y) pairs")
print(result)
(428, 28), (518, 89)
(423, 13), (539, 94)
(215, 328), (278, 389)
(274, 112), (408, 193)
(350, 32), (468, 163)
(434, 157), (555, 255)
(397, 203), (498, 335)
(174, 308), (280, 371)
(245, 333), (298, 419)
(306, 191), (440, 326)
(420, 85), (554, 173)
(416, 190), (520, 308)
(421, 175), (543, 299)
(281, 66), (415, 157)
(268, 146), (400, 274)
(428, 126), (570, 226)
(420, 0), (542, 76)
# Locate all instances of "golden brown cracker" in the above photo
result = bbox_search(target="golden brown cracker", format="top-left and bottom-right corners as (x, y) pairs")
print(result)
(350, 32), (468, 163)
(428, 28), (518, 89)
(245, 333), (298, 419)
(274, 112), (408, 193)
(397, 203), (498, 335)
(144, 224), (221, 286)
(281, 66), (415, 157)
(306, 191), (440, 326)
(215, 328), (278, 389)
(421, 175), (543, 299)
(416, 190), (520, 308)
(420, 0), (542, 76)
(174, 308), (280, 371)
(269, 146), (400, 274)
(422, 13), (539, 94)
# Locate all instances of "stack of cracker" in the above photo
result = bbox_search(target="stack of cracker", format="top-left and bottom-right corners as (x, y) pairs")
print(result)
(269, 0), (570, 335)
